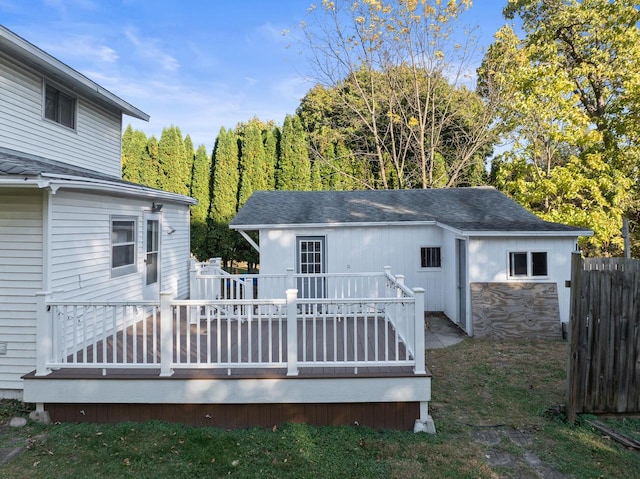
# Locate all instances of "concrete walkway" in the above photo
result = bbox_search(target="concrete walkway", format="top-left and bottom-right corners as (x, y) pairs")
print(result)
(425, 315), (466, 349)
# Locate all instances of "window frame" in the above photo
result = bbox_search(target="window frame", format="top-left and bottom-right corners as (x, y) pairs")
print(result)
(111, 216), (137, 278)
(508, 251), (549, 279)
(43, 80), (77, 130)
(420, 246), (442, 269)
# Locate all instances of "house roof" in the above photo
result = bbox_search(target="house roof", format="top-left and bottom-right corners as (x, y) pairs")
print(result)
(0, 147), (196, 205)
(230, 188), (592, 236)
(0, 25), (149, 121)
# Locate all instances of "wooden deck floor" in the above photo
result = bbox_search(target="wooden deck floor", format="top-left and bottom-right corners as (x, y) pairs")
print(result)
(61, 313), (413, 378)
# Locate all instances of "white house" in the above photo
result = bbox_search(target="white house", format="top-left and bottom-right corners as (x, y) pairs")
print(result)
(230, 188), (593, 339)
(0, 26), (195, 398)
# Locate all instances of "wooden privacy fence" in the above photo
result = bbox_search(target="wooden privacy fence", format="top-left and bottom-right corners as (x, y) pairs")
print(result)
(566, 254), (640, 422)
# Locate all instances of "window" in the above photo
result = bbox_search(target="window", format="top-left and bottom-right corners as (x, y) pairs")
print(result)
(509, 251), (548, 278)
(112, 218), (136, 276)
(421, 247), (441, 268)
(44, 83), (75, 128)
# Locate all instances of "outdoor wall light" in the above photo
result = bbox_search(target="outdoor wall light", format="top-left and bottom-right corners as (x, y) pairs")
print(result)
(151, 202), (163, 213)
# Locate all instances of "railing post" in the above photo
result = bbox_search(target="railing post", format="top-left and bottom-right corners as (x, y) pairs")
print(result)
(210, 257), (222, 274)
(396, 275), (405, 298)
(383, 266), (392, 296)
(286, 288), (299, 376)
(159, 291), (174, 377)
(189, 257), (198, 300)
(35, 291), (52, 376)
(412, 287), (426, 375)
(286, 267), (295, 290)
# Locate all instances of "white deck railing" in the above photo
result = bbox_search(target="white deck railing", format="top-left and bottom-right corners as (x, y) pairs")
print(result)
(35, 263), (425, 377)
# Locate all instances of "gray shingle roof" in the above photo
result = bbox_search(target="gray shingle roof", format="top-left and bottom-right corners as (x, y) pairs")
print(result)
(230, 188), (591, 234)
(0, 147), (123, 182)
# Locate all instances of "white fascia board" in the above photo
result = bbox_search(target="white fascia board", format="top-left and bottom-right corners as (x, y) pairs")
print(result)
(0, 26), (149, 121)
(0, 176), (196, 205)
(230, 220), (438, 231)
(435, 222), (593, 238)
(24, 376), (431, 404)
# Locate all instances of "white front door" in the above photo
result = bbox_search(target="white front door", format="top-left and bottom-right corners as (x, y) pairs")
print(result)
(143, 213), (160, 300)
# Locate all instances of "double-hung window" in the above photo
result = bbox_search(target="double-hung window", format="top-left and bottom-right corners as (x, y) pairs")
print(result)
(112, 217), (137, 277)
(421, 246), (442, 268)
(509, 251), (548, 278)
(44, 83), (76, 129)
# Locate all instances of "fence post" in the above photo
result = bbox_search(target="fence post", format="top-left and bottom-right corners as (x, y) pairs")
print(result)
(159, 291), (174, 377)
(413, 288), (426, 375)
(286, 288), (299, 376)
(566, 252), (583, 423)
(35, 291), (52, 376)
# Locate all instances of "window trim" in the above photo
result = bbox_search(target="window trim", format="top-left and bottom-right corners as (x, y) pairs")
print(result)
(42, 80), (77, 130)
(420, 246), (442, 269)
(507, 251), (549, 279)
(111, 216), (137, 278)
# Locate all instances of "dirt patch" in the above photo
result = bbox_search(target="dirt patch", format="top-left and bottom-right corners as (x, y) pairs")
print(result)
(471, 426), (566, 478)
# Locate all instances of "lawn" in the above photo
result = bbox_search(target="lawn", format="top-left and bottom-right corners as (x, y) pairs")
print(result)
(1, 339), (639, 478)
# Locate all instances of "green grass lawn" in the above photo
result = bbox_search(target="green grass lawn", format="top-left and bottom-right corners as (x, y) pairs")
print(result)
(1, 339), (639, 478)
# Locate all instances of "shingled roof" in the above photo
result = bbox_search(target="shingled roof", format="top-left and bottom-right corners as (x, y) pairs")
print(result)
(0, 147), (196, 204)
(230, 188), (591, 234)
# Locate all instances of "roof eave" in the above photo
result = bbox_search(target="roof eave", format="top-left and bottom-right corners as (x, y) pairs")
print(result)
(230, 220), (438, 230)
(0, 26), (149, 121)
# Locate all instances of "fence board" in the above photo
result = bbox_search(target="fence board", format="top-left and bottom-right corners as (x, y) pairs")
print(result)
(567, 254), (640, 422)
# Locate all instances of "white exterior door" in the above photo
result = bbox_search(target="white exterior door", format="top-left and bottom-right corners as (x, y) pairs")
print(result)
(296, 236), (326, 299)
(143, 213), (160, 300)
(456, 238), (467, 331)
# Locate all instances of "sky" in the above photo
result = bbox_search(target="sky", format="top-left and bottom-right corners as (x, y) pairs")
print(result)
(1, 0), (511, 151)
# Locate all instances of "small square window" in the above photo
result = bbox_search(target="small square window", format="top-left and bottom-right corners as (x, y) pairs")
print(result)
(421, 247), (441, 268)
(44, 83), (76, 129)
(532, 252), (548, 276)
(509, 252), (528, 277)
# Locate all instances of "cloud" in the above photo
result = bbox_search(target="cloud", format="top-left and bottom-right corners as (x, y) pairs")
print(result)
(124, 27), (179, 72)
(43, 35), (118, 64)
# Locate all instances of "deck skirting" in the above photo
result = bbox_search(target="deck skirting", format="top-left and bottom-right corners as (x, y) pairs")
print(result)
(44, 401), (422, 430)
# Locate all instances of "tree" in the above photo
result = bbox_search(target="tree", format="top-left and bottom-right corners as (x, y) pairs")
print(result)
(263, 125), (279, 190)
(298, 0), (496, 189)
(207, 127), (240, 265)
(190, 144), (211, 260)
(275, 114), (311, 190)
(238, 118), (268, 207)
(481, 0), (640, 255)
(158, 126), (190, 195)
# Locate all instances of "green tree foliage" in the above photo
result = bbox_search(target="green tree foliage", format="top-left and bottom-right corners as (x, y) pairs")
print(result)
(208, 127), (240, 265)
(275, 114), (311, 190)
(298, 0), (496, 189)
(238, 118), (269, 207)
(190, 144), (211, 260)
(263, 125), (279, 190)
(158, 125), (190, 196)
(480, 0), (640, 255)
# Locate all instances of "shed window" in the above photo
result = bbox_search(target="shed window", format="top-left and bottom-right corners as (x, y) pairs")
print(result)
(44, 83), (76, 129)
(509, 251), (548, 278)
(112, 218), (136, 276)
(421, 247), (441, 268)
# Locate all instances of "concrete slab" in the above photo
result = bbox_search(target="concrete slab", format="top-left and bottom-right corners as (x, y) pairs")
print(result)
(425, 315), (466, 349)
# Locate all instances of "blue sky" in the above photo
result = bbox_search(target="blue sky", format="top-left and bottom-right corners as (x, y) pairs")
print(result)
(1, 0), (510, 151)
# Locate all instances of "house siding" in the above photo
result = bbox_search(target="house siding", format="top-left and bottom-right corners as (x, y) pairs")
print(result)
(0, 53), (122, 177)
(49, 191), (190, 302)
(468, 236), (577, 324)
(260, 225), (445, 311)
(0, 190), (43, 393)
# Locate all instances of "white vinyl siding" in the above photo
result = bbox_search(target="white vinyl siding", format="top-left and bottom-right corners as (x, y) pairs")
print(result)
(49, 191), (191, 302)
(0, 190), (43, 392)
(0, 53), (122, 177)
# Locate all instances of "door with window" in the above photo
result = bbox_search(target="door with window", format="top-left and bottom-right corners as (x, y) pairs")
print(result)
(456, 239), (467, 331)
(143, 214), (160, 300)
(296, 236), (326, 299)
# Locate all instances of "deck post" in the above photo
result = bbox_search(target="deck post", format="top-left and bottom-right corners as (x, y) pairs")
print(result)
(286, 288), (299, 376)
(159, 291), (174, 377)
(412, 288), (426, 375)
(35, 291), (52, 376)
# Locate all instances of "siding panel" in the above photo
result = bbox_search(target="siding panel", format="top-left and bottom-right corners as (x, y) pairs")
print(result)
(0, 190), (43, 392)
